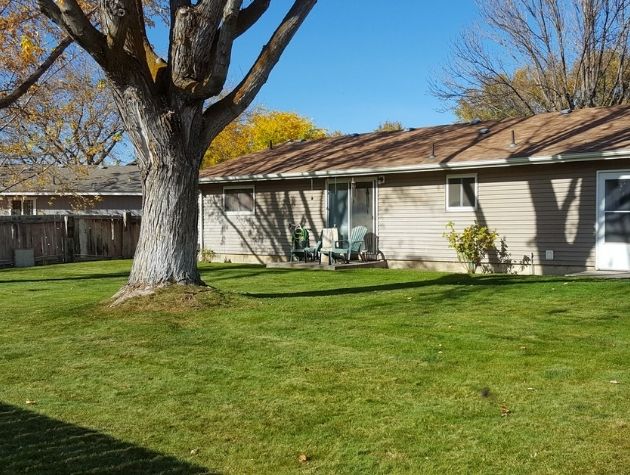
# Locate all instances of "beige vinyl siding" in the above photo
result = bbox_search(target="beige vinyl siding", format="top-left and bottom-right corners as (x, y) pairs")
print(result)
(200, 158), (630, 273)
(201, 179), (326, 261)
(379, 159), (630, 271)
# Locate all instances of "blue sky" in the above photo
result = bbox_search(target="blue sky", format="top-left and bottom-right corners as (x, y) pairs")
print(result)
(148, 1), (479, 134)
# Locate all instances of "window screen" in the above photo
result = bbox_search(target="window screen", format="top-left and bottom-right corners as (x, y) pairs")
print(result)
(604, 179), (630, 243)
(447, 176), (476, 209)
(224, 188), (254, 213)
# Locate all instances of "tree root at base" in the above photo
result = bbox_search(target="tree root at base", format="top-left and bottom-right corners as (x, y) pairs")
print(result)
(110, 279), (207, 307)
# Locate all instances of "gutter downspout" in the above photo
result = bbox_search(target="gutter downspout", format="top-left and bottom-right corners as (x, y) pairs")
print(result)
(198, 191), (204, 254)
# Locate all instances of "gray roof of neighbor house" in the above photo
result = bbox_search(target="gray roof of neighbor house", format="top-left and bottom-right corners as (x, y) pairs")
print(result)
(0, 165), (142, 195)
(200, 105), (630, 182)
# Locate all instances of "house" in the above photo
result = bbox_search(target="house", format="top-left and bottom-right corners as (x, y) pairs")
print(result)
(199, 105), (630, 274)
(0, 165), (142, 216)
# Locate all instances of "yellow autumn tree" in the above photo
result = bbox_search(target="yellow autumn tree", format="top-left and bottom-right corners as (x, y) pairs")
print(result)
(203, 108), (328, 167)
(0, 1), (131, 194)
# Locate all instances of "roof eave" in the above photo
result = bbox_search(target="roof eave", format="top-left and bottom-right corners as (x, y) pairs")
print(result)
(0, 191), (143, 196)
(198, 150), (630, 184)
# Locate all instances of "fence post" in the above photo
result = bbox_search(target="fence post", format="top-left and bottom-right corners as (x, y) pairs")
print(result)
(64, 216), (75, 263)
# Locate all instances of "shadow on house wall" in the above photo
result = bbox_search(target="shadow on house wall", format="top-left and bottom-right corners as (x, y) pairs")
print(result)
(208, 180), (326, 264)
(473, 161), (612, 275)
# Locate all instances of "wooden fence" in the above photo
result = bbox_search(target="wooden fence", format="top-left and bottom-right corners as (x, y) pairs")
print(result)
(0, 214), (141, 267)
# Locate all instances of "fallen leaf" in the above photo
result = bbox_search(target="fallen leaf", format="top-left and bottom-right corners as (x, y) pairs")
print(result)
(610, 380), (620, 384)
(190, 448), (199, 455)
(25, 400), (36, 405)
(298, 453), (308, 463)
(500, 404), (511, 416)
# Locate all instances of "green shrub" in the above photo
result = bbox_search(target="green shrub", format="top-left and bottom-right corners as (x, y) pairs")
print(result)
(200, 249), (216, 263)
(443, 221), (498, 274)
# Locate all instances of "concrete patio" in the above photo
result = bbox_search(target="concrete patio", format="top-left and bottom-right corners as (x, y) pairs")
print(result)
(566, 270), (630, 279)
(266, 260), (388, 271)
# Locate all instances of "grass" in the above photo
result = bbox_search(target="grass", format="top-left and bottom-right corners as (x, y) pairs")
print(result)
(0, 260), (628, 474)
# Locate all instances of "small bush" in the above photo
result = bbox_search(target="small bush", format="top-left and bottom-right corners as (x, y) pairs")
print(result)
(444, 221), (498, 274)
(200, 249), (216, 263)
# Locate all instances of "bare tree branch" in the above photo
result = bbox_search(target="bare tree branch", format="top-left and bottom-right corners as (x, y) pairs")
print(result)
(235, 0), (270, 36)
(202, 0), (316, 143)
(37, 0), (107, 63)
(0, 36), (72, 109)
(434, 0), (630, 120)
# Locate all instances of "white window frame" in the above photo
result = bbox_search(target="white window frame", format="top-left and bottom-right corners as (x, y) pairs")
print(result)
(446, 174), (478, 212)
(10, 197), (37, 216)
(223, 185), (255, 216)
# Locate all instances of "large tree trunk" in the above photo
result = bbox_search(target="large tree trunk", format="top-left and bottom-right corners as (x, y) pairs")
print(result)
(111, 86), (206, 303)
(130, 160), (202, 285)
(113, 151), (204, 303)
(36, 0), (318, 303)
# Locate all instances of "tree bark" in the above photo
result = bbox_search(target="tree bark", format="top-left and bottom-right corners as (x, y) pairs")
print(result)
(110, 84), (206, 303)
(130, 160), (202, 283)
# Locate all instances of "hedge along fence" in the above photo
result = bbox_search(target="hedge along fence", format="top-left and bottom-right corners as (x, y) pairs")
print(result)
(0, 214), (141, 267)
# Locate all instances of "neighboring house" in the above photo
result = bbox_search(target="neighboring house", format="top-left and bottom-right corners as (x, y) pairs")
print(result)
(0, 165), (142, 216)
(198, 105), (630, 274)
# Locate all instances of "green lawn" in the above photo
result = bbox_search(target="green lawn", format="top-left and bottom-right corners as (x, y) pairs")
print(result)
(0, 261), (628, 474)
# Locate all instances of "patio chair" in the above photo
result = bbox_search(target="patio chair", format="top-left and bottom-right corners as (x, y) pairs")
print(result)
(303, 237), (322, 262)
(321, 225), (368, 264)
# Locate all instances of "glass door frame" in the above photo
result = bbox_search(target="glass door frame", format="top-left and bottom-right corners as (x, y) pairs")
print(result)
(596, 169), (630, 271)
(325, 176), (378, 241)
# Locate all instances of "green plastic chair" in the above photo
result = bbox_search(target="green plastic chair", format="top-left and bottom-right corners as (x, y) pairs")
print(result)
(321, 225), (368, 264)
(303, 238), (322, 262)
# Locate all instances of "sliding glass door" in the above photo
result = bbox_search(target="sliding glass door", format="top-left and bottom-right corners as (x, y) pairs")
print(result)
(327, 179), (376, 245)
(327, 182), (349, 240)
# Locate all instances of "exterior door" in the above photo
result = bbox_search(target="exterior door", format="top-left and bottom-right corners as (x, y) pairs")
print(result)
(351, 181), (376, 252)
(327, 178), (376, 245)
(327, 181), (349, 241)
(597, 171), (630, 271)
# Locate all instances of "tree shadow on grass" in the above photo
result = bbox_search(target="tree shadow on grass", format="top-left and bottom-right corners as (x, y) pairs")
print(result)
(201, 267), (295, 283)
(245, 273), (569, 299)
(0, 403), (215, 474)
(0, 271), (131, 285)
(0, 264), (286, 285)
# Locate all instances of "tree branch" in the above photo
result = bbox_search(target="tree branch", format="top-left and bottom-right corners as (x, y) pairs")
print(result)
(202, 0), (316, 144)
(235, 0), (270, 37)
(37, 0), (107, 63)
(0, 36), (73, 109)
(170, 0), (227, 92)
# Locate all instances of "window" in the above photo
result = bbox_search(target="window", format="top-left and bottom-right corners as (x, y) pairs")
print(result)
(22, 200), (34, 215)
(446, 175), (477, 210)
(10, 200), (21, 216)
(10, 199), (35, 216)
(224, 187), (255, 215)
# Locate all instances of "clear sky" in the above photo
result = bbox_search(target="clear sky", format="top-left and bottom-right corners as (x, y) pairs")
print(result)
(148, 1), (479, 134)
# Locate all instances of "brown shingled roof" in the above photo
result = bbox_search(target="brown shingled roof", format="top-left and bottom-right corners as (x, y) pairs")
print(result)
(200, 105), (630, 180)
